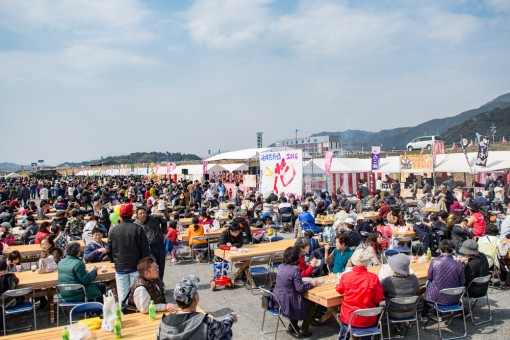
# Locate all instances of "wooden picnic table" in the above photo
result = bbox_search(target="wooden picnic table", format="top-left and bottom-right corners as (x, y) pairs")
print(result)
(421, 205), (440, 213)
(214, 239), (297, 283)
(315, 217), (334, 226)
(2, 307), (206, 339)
(3, 238), (108, 260)
(178, 227), (262, 242)
(304, 261), (430, 323)
(15, 262), (116, 324)
(392, 228), (416, 239)
(357, 212), (379, 221)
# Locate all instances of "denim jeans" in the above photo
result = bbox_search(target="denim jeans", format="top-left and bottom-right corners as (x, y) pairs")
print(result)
(115, 271), (138, 304)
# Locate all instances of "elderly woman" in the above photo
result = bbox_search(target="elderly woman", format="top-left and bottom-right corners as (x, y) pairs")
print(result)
(58, 242), (105, 302)
(272, 247), (317, 338)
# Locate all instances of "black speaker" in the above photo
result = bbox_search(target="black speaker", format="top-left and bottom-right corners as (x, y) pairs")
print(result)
(204, 174), (210, 180)
(182, 169), (188, 175)
(249, 166), (259, 175)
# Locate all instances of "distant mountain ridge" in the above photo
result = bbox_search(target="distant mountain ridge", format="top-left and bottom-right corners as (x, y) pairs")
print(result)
(313, 93), (510, 150)
(0, 162), (21, 172)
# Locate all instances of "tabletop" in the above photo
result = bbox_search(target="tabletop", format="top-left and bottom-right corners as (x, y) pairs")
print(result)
(392, 228), (416, 239)
(315, 217), (334, 226)
(2, 238), (107, 259)
(421, 205), (440, 213)
(357, 212), (379, 221)
(214, 238), (297, 262)
(304, 261), (430, 308)
(16, 262), (116, 291)
(178, 227), (261, 242)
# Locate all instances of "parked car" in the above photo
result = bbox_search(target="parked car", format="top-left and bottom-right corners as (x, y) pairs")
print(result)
(406, 135), (442, 152)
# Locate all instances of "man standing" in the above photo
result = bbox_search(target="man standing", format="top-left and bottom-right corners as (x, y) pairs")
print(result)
(108, 204), (150, 303)
(93, 202), (111, 234)
(134, 206), (167, 280)
(19, 184), (30, 207)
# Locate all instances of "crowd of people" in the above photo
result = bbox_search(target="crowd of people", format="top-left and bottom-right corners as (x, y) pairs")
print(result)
(0, 172), (509, 338)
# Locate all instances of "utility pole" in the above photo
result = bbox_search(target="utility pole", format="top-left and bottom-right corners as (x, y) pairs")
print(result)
(295, 129), (298, 149)
(490, 124), (497, 144)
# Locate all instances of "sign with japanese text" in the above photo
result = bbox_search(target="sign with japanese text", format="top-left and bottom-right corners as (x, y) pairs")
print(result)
(399, 155), (433, 171)
(260, 150), (303, 199)
(371, 146), (380, 170)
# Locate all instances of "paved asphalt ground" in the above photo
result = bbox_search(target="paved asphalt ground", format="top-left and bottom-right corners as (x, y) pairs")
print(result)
(11, 231), (510, 339)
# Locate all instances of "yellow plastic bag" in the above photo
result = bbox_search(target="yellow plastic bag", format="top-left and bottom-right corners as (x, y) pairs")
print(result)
(78, 316), (102, 330)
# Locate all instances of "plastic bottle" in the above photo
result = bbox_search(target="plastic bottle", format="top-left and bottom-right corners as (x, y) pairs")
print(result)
(427, 248), (432, 261)
(116, 302), (122, 321)
(149, 300), (156, 321)
(113, 315), (122, 339)
(62, 326), (69, 340)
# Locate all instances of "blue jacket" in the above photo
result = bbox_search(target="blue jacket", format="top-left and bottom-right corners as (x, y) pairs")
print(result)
(298, 211), (318, 233)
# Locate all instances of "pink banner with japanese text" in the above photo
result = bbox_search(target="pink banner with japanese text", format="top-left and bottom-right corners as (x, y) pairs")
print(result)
(324, 151), (333, 175)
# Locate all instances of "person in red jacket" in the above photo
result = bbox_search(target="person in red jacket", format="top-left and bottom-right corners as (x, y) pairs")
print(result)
(294, 237), (320, 277)
(336, 248), (384, 339)
(377, 199), (392, 221)
(34, 221), (52, 244)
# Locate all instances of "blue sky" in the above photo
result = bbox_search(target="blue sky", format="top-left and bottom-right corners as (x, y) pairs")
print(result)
(0, 0), (509, 165)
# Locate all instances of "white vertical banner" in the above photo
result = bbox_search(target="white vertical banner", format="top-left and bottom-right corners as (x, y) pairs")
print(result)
(260, 150), (303, 199)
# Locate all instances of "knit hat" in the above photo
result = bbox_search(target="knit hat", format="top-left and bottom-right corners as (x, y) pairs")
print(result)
(350, 248), (372, 267)
(459, 239), (479, 256)
(119, 204), (133, 217)
(388, 253), (411, 276)
(174, 275), (200, 306)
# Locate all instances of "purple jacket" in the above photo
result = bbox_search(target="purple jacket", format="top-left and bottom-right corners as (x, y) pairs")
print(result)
(424, 254), (465, 305)
(271, 264), (313, 320)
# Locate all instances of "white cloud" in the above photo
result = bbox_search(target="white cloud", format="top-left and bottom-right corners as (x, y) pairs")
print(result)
(485, 0), (510, 13)
(185, 0), (272, 48)
(421, 9), (481, 44)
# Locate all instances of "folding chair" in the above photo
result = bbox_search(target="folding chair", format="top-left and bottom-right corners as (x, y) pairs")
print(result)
(465, 275), (492, 325)
(56, 284), (87, 326)
(259, 287), (298, 340)
(1, 287), (36, 335)
(270, 251), (284, 285)
(382, 249), (400, 264)
(424, 287), (467, 340)
(279, 213), (293, 233)
(191, 236), (209, 263)
(393, 237), (412, 255)
(69, 302), (104, 324)
(485, 254), (502, 291)
(340, 307), (384, 340)
(385, 296), (420, 339)
(246, 255), (272, 294)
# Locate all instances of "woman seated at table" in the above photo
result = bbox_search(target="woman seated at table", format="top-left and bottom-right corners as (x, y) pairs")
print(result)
(336, 248), (384, 339)
(84, 227), (109, 263)
(387, 207), (404, 226)
(271, 247), (317, 337)
(187, 217), (208, 262)
(58, 242), (106, 303)
(34, 221), (52, 244)
(363, 232), (383, 266)
(324, 233), (353, 274)
(451, 217), (474, 252)
(298, 204), (319, 233)
(128, 257), (177, 313)
(421, 240), (465, 320)
(0, 222), (15, 246)
(376, 218), (392, 249)
(381, 253), (419, 319)
(198, 211), (214, 229)
(294, 237), (320, 277)
(467, 204), (486, 237)
(40, 234), (64, 264)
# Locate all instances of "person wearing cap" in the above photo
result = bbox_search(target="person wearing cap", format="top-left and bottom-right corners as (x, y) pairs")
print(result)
(107, 204), (150, 303)
(381, 253), (420, 319)
(332, 205), (357, 229)
(339, 218), (361, 249)
(135, 206), (167, 280)
(336, 248), (384, 338)
(157, 275), (238, 339)
(20, 215), (38, 244)
(467, 203), (486, 237)
(458, 239), (490, 298)
(421, 240), (465, 320)
(128, 257), (177, 314)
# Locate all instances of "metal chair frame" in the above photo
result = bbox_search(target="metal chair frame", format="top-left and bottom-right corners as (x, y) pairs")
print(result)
(485, 254), (502, 292)
(465, 274), (492, 326)
(1, 286), (36, 336)
(384, 296), (420, 340)
(246, 255), (272, 294)
(342, 307), (384, 340)
(69, 302), (104, 324)
(259, 287), (298, 340)
(279, 213), (293, 233)
(56, 283), (87, 326)
(424, 287), (467, 340)
(191, 236), (210, 264)
(270, 251), (284, 285)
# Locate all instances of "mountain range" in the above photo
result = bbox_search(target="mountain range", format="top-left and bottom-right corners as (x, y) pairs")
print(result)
(313, 93), (510, 150)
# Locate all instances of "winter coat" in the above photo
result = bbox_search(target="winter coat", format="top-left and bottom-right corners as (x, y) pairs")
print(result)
(271, 264), (313, 320)
(57, 255), (101, 301)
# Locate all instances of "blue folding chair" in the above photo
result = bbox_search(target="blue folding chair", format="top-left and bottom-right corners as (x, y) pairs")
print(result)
(340, 307), (384, 340)
(259, 287), (298, 340)
(385, 296), (420, 339)
(465, 275), (492, 326)
(69, 302), (104, 324)
(246, 255), (271, 294)
(56, 283), (88, 326)
(1, 287), (36, 335)
(424, 287), (467, 340)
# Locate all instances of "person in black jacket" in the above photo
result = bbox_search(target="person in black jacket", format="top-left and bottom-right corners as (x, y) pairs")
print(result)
(21, 215), (38, 244)
(458, 240), (490, 298)
(107, 204), (150, 303)
(218, 223), (243, 249)
(135, 206), (167, 280)
(93, 201), (111, 233)
(451, 217), (474, 252)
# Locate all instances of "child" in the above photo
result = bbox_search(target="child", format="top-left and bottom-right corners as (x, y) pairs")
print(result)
(6, 251), (24, 272)
(165, 220), (180, 263)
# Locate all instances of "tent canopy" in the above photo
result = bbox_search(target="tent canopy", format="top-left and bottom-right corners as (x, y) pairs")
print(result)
(5, 172), (21, 178)
(435, 151), (510, 173)
(206, 148), (271, 162)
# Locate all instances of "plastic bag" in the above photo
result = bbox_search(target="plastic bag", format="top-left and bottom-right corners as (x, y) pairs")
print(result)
(38, 255), (58, 273)
(101, 290), (116, 332)
(378, 263), (393, 281)
(78, 316), (102, 330)
(69, 323), (92, 340)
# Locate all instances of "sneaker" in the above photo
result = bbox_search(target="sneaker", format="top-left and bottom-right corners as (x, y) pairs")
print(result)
(171, 258), (177, 263)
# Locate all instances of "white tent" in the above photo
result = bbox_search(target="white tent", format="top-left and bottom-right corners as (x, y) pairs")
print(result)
(376, 156), (401, 173)
(219, 163), (249, 172)
(206, 148), (271, 162)
(435, 151), (510, 173)
(5, 172), (21, 178)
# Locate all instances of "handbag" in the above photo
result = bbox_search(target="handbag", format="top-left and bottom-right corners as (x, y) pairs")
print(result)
(38, 255), (58, 273)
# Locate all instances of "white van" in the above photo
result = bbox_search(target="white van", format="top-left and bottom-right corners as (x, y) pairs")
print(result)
(406, 135), (442, 152)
